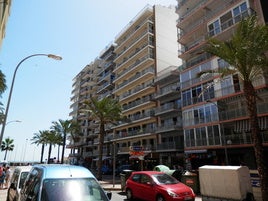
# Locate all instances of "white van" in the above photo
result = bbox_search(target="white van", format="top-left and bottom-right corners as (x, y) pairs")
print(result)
(20, 164), (112, 201)
(7, 166), (32, 201)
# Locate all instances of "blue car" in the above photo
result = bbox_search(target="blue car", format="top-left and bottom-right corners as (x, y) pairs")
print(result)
(20, 164), (112, 201)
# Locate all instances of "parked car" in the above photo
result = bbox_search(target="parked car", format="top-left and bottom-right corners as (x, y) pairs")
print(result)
(7, 165), (32, 201)
(20, 164), (112, 201)
(125, 171), (195, 201)
(115, 164), (131, 176)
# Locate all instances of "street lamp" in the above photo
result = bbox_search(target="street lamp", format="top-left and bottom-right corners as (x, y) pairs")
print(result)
(6, 120), (22, 125)
(0, 54), (62, 145)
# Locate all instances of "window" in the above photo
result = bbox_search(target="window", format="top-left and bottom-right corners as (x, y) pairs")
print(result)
(182, 90), (192, 107)
(233, 2), (248, 23)
(208, 19), (220, 36)
(184, 129), (195, 147)
(196, 127), (207, 146)
(220, 11), (233, 31)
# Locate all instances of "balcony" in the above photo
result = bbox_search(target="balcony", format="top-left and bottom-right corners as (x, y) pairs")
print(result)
(155, 103), (181, 116)
(185, 131), (268, 149)
(122, 95), (154, 112)
(156, 142), (184, 152)
(114, 128), (156, 140)
(155, 123), (182, 133)
(154, 85), (180, 100)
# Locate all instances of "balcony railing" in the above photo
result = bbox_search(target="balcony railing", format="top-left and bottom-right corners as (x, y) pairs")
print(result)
(155, 123), (182, 133)
(114, 128), (156, 139)
(156, 142), (184, 151)
(185, 131), (268, 148)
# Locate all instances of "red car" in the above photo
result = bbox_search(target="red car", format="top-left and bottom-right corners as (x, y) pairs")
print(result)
(125, 171), (195, 201)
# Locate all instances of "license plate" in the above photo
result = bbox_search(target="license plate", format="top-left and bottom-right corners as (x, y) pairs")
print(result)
(184, 197), (192, 201)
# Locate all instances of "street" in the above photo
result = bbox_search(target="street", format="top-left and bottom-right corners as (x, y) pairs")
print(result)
(110, 191), (202, 201)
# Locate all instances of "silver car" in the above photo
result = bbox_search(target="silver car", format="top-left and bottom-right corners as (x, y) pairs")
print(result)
(7, 166), (32, 201)
(20, 164), (111, 201)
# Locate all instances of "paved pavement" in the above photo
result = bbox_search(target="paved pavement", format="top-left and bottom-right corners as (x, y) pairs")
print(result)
(0, 188), (7, 201)
(0, 175), (202, 200)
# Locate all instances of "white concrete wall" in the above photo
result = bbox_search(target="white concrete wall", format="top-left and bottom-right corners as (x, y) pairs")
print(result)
(154, 5), (181, 73)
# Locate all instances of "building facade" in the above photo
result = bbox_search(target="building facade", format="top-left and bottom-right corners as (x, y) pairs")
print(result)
(69, 0), (268, 171)
(176, 0), (268, 169)
(69, 4), (182, 169)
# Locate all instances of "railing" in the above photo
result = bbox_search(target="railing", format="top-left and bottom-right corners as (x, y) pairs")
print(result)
(185, 131), (268, 148)
(156, 142), (184, 151)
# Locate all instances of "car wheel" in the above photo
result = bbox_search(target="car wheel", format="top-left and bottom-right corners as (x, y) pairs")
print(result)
(126, 188), (133, 200)
(156, 195), (165, 201)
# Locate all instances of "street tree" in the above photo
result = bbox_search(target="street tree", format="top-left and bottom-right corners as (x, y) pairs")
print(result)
(1, 137), (14, 161)
(31, 130), (49, 163)
(198, 15), (268, 200)
(45, 130), (60, 163)
(0, 70), (6, 124)
(83, 97), (122, 180)
(51, 119), (77, 164)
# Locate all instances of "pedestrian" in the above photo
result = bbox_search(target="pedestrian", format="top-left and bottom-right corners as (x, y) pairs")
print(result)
(0, 167), (5, 189)
(4, 166), (11, 188)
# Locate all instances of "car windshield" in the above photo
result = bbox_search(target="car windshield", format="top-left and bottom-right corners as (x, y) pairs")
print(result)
(41, 178), (108, 201)
(152, 173), (179, 185)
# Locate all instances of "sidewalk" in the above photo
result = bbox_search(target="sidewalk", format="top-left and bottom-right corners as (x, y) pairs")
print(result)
(0, 188), (7, 201)
(99, 174), (122, 191)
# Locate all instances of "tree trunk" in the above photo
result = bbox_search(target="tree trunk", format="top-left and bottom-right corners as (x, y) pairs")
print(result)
(97, 123), (105, 180)
(48, 144), (52, 164)
(244, 81), (268, 201)
(4, 150), (7, 160)
(61, 133), (67, 164)
(40, 144), (45, 163)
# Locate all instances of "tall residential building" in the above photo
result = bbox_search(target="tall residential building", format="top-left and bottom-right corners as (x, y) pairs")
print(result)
(69, 58), (101, 165)
(69, 4), (182, 168)
(176, 0), (268, 169)
(112, 5), (181, 167)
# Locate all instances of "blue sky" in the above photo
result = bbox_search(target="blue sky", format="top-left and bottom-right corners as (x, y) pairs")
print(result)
(0, 0), (176, 162)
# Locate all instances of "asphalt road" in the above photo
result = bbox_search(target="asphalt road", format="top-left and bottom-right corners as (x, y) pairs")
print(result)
(110, 191), (202, 201)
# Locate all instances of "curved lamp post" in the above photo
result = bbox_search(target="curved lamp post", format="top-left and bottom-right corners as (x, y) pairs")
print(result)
(0, 54), (62, 145)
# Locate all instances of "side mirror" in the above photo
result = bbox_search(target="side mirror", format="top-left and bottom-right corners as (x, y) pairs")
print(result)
(106, 191), (112, 200)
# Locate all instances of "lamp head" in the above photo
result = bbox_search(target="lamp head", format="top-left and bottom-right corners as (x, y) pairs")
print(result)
(47, 54), (62, 60)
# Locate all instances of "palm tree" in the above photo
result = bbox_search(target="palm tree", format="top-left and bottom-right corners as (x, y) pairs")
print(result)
(51, 119), (77, 164)
(31, 130), (49, 163)
(0, 70), (6, 95)
(198, 15), (268, 200)
(83, 97), (122, 180)
(1, 137), (14, 161)
(44, 130), (60, 163)
(0, 70), (7, 125)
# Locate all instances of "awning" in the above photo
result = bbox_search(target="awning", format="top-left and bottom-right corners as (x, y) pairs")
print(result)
(234, 117), (268, 132)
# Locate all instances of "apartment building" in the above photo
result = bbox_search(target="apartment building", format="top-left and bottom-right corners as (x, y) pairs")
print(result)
(153, 66), (183, 166)
(112, 5), (180, 168)
(69, 4), (182, 168)
(69, 58), (102, 165)
(176, 0), (268, 169)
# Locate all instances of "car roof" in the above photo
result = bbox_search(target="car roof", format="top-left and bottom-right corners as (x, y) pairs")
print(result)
(32, 164), (96, 179)
(14, 166), (32, 172)
(132, 171), (164, 175)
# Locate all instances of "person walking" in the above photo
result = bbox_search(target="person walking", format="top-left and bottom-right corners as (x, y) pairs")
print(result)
(4, 166), (11, 189)
(0, 167), (5, 189)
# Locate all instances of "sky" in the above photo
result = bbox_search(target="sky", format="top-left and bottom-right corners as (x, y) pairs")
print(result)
(0, 0), (177, 162)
